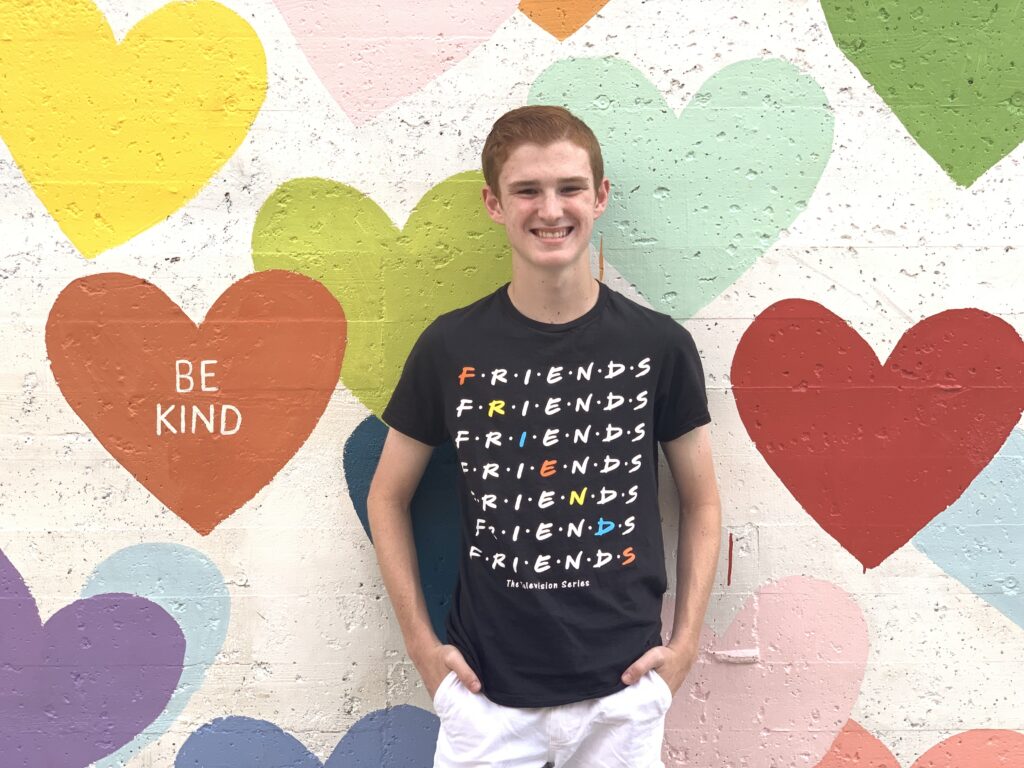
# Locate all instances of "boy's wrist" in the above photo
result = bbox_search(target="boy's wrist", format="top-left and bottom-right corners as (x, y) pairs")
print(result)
(407, 635), (444, 666)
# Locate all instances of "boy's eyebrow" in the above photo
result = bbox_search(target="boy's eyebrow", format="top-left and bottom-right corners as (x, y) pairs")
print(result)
(507, 176), (591, 189)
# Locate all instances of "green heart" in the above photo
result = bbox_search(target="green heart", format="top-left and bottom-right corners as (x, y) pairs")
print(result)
(251, 172), (510, 415)
(821, 1), (1024, 187)
(529, 57), (833, 318)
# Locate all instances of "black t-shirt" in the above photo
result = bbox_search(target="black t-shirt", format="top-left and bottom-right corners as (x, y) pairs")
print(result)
(381, 280), (710, 707)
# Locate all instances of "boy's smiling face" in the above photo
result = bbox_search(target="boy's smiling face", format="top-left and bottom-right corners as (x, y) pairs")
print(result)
(482, 139), (610, 272)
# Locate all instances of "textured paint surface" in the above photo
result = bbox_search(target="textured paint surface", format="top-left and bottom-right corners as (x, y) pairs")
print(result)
(45, 270), (346, 534)
(662, 577), (869, 768)
(815, 721), (1024, 768)
(914, 429), (1024, 630)
(821, 1), (1024, 186)
(251, 173), (510, 415)
(82, 543), (230, 768)
(344, 416), (460, 639)
(0, 0), (266, 257)
(175, 706), (439, 767)
(272, 0), (517, 124)
(0, 547), (185, 768)
(1, 2), (1023, 766)
(529, 57), (833, 318)
(731, 299), (1024, 569)
(518, 0), (610, 39)
(815, 720), (901, 768)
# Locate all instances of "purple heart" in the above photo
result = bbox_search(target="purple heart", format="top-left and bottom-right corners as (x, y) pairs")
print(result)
(0, 547), (186, 768)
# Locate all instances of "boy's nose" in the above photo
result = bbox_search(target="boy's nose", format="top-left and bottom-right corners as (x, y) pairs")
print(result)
(538, 191), (563, 219)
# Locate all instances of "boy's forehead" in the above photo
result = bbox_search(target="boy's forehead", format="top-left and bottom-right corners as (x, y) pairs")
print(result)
(500, 140), (593, 184)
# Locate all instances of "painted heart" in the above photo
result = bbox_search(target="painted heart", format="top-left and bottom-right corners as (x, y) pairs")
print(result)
(251, 172), (509, 416)
(820, 1), (1024, 186)
(662, 576), (869, 768)
(731, 299), (1024, 569)
(0, 0), (266, 257)
(45, 270), (346, 534)
(519, 0), (610, 39)
(0, 546), (185, 768)
(913, 429), (1024, 630)
(344, 415), (460, 638)
(528, 57), (833, 318)
(272, 0), (516, 124)
(175, 706), (438, 767)
(815, 719), (1024, 768)
(82, 543), (230, 768)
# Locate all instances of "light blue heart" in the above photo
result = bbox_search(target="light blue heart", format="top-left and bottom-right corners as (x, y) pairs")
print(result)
(83, 543), (230, 768)
(529, 57), (834, 318)
(914, 428), (1024, 630)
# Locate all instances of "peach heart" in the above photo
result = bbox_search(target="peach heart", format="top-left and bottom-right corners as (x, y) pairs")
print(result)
(519, 0), (610, 39)
(662, 576), (869, 767)
(815, 719), (1024, 768)
(45, 270), (346, 534)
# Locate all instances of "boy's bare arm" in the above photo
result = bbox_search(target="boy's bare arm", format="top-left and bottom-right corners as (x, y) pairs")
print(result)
(367, 428), (482, 697)
(621, 423), (722, 692)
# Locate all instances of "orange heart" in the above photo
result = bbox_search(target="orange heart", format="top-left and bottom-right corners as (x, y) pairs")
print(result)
(816, 720), (1024, 768)
(46, 270), (346, 534)
(519, 0), (610, 39)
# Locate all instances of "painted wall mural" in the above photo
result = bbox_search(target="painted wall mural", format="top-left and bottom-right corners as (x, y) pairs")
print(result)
(731, 299), (1024, 570)
(528, 57), (835, 319)
(0, 546), (185, 766)
(820, 1), (1024, 186)
(344, 416), (461, 639)
(0, 0), (267, 257)
(175, 706), (439, 767)
(45, 270), (346, 534)
(661, 577), (869, 767)
(251, 172), (509, 415)
(519, 0), (611, 40)
(0, 0), (1021, 766)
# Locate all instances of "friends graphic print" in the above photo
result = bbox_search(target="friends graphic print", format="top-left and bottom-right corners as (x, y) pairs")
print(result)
(382, 281), (710, 707)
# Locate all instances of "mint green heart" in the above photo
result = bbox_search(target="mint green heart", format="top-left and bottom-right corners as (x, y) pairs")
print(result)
(251, 172), (510, 416)
(821, 1), (1024, 187)
(529, 57), (833, 318)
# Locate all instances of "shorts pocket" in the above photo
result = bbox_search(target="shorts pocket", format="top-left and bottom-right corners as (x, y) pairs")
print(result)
(432, 670), (458, 715)
(648, 670), (674, 712)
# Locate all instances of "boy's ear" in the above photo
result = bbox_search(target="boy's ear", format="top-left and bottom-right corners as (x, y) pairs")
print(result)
(482, 185), (505, 224)
(594, 177), (611, 217)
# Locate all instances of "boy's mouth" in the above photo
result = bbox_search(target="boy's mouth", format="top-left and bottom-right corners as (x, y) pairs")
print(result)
(531, 226), (573, 240)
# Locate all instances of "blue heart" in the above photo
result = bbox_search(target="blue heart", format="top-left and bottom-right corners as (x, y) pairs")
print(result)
(82, 543), (230, 768)
(914, 428), (1024, 630)
(175, 705), (439, 767)
(344, 416), (461, 639)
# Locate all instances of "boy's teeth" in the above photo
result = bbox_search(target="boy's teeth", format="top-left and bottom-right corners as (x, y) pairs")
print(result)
(536, 228), (570, 238)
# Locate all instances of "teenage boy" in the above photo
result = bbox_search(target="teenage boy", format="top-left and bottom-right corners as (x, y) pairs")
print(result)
(368, 105), (721, 767)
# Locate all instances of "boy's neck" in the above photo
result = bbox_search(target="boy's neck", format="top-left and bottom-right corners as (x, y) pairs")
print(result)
(506, 262), (599, 326)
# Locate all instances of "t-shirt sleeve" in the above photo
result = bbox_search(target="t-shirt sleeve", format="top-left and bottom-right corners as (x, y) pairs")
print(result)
(380, 321), (449, 447)
(654, 322), (711, 442)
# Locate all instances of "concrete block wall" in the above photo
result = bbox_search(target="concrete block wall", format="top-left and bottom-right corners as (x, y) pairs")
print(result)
(0, 0), (1021, 765)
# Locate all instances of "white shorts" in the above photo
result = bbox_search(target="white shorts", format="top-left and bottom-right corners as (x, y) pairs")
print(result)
(431, 669), (672, 768)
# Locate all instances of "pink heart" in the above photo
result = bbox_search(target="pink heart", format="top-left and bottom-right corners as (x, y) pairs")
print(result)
(662, 577), (869, 767)
(273, 0), (518, 124)
(816, 719), (1024, 768)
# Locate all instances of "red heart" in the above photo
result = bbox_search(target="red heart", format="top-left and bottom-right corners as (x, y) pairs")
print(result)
(46, 270), (346, 534)
(816, 719), (1024, 768)
(731, 300), (1024, 569)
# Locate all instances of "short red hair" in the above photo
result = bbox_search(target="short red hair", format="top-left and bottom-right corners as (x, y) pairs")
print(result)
(482, 106), (604, 196)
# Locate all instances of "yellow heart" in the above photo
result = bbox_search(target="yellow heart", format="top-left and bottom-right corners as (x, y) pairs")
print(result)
(0, 0), (267, 257)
